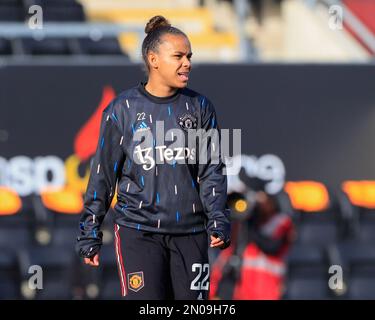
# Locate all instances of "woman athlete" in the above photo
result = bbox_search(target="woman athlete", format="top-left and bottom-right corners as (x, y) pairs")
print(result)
(76, 15), (231, 300)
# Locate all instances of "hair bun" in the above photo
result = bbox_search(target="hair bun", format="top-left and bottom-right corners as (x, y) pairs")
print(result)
(145, 15), (171, 34)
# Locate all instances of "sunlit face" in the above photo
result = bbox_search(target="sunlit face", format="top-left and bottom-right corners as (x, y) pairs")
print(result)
(147, 33), (192, 89)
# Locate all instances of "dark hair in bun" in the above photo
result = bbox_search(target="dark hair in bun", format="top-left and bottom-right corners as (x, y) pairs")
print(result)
(145, 15), (171, 34)
(142, 15), (187, 72)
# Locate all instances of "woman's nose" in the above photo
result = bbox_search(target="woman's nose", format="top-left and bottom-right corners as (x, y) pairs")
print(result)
(183, 57), (191, 68)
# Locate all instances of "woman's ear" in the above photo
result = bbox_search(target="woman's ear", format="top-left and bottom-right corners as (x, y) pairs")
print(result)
(148, 51), (158, 70)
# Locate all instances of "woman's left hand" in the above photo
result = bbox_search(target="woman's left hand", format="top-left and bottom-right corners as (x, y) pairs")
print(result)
(210, 235), (225, 248)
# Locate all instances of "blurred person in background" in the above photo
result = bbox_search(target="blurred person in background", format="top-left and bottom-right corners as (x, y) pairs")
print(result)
(75, 15), (230, 300)
(220, 0), (284, 24)
(210, 178), (294, 300)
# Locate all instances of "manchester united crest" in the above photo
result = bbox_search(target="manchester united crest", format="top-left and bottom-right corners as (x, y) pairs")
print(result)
(178, 113), (198, 131)
(128, 271), (144, 292)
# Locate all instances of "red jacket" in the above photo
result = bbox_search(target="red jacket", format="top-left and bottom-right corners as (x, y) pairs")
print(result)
(210, 213), (294, 300)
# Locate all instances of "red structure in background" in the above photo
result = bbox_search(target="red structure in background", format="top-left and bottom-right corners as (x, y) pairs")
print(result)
(344, 0), (375, 54)
(74, 86), (116, 162)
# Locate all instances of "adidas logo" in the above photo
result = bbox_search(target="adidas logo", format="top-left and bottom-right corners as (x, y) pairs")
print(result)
(135, 121), (150, 132)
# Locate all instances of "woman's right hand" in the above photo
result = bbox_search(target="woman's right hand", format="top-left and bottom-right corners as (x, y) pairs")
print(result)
(84, 253), (100, 267)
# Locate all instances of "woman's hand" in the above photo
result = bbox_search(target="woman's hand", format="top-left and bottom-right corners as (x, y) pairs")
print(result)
(84, 253), (100, 267)
(210, 235), (225, 248)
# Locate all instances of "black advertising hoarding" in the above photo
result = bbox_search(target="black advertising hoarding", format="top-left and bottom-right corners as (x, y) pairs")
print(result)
(0, 63), (374, 198)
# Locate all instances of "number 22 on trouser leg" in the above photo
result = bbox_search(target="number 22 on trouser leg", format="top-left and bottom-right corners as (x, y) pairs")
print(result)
(190, 263), (210, 299)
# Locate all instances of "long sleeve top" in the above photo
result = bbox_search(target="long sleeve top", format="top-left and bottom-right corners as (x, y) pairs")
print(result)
(76, 82), (230, 258)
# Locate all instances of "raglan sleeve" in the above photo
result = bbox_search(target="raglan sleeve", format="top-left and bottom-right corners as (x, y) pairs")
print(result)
(197, 97), (231, 249)
(76, 103), (126, 258)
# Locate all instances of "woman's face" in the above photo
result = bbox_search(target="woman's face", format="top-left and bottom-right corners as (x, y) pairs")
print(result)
(148, 33), (192, 89)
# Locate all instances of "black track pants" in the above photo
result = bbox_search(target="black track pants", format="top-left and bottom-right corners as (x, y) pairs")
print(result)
(113, 224), (210, 300)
